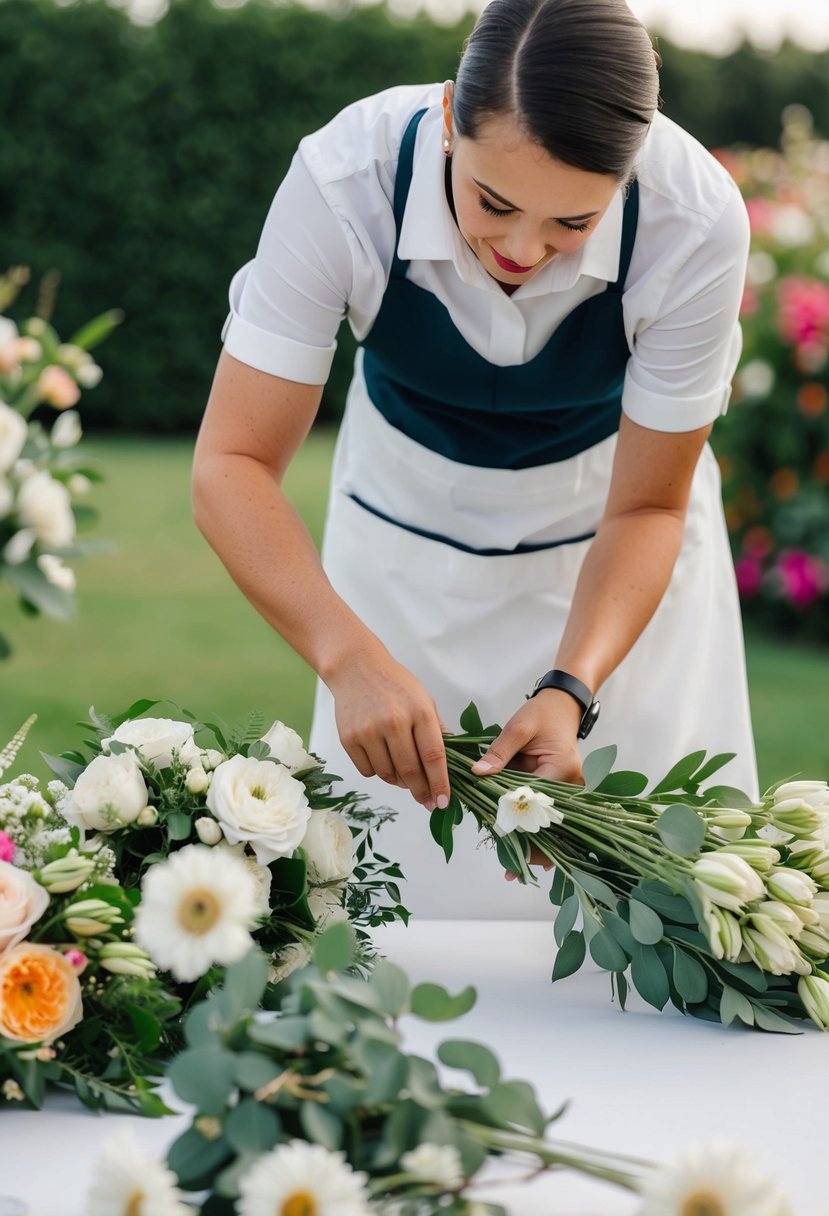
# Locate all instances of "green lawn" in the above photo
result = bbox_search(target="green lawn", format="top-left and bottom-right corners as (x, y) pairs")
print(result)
(2, 431), (827, 789)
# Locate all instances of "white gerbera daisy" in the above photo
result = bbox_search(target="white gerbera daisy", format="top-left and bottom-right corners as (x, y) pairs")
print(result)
(134, 844), (259, 981)
(237, 1140), (371, 1216)
(400, 1142), (464, 1189)
(86, 1128), (189, 1216)
(494, 785), (562, 837)
(637, 1142), (793, 1216)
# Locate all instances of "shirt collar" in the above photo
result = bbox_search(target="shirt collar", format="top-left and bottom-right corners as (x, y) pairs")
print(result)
(397, 104), (626, 295)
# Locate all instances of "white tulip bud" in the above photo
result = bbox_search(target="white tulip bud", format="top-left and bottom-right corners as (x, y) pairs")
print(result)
(692, 853), (765, 913)
(64, 898), (124, 936)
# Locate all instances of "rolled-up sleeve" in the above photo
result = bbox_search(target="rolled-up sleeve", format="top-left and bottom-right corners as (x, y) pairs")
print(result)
(622, 184), (750, 433)
(222, 154), (354, 384)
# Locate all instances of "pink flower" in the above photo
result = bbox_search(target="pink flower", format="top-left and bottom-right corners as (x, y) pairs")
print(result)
(775, 550), (829, 609)
(37, 366), (81, 410)
(744, 196), (776, 235)
(740, 285), (759, 316)
(64, 948), (87, 972)
(0, 832), (14, 864)
(777, 278), (829, 348)
(735, 556), (763, 598)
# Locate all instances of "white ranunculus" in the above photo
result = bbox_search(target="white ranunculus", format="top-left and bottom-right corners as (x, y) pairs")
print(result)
(37, 553), (76, 592)
(102, 717), (195, 770)
(308, 885), (348, 931)
(260, 721), (321, 774)
(494, 785), (562, 837)
(50, 409), (82, 449)
(17, 470), (75, 548)
(0, 402), (27, 473)
(2, 527), (35, 565)
(400, 1143), (464, 1189)
(301, 810), (354, 881)
(691, 853), (765, 913)
(206, 754), (311, 866)
(0, 859), (50, 955)
(61, 752), (149, 833)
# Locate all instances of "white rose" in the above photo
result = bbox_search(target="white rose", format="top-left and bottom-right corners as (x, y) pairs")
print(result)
(268, 941), (311, 984)
(260, 721), (321, 774)
(205, 754), (311, 865)
(0, 860), (50, 955)
(308, 885), (348, 930)
(102, 717), (195, 770)
(0, 402), (27, 473)
(245, 857), (273, 917)
(301, 810), (354, 882)
(17, 470), (75, 548)
(50, 410), (82, 449)
(61, 752), (149, 833)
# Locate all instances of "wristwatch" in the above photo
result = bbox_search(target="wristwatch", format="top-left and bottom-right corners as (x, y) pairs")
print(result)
(528, 669), (601, 740)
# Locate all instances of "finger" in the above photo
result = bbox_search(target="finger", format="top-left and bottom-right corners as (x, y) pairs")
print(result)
(471, 721), (531, 776)
(412, 715), (450, 809)
(532, 757), (585, 785)
(348, 743), (375, 780)
(363, 739), (405, 789)
(388, 735), (434, 808)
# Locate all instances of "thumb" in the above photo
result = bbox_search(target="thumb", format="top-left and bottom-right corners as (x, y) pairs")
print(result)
(471, 723), (528, 775)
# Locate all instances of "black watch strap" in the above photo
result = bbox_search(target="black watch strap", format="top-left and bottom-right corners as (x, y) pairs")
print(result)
(528, 669), (601, 739)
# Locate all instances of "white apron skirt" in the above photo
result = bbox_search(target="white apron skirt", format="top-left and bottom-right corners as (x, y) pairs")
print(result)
(310, 376), (758, 920)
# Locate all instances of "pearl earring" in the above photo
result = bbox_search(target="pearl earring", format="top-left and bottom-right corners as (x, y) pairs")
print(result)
(443, 138), (451, 153)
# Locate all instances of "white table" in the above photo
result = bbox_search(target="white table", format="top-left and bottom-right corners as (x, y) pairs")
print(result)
(1, 921), (824, 1215)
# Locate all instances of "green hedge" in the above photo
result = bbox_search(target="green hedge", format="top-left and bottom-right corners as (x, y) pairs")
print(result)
(2, 0), (829, 432)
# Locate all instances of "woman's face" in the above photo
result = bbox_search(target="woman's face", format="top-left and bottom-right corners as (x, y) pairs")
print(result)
(446, 106), (621, 288)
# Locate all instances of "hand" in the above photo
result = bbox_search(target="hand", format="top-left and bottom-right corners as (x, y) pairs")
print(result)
(327, 645), (450, 811)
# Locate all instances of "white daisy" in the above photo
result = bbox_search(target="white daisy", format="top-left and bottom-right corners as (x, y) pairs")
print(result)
(237, 1140), (371, 1216)
(86, 1128), (189, 1216)
(134, 844), (259, 981)
(494, 785), (562, 837)
(637, 1142), (793, 1216)
(400, 1142), (464, 1189)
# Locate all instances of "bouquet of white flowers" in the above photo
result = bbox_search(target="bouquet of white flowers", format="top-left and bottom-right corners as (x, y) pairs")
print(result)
(0, 265), (119, 658)
(433, 705), (829, 1034)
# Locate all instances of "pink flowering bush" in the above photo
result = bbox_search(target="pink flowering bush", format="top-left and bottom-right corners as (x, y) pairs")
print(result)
(713, 106), (829, 639)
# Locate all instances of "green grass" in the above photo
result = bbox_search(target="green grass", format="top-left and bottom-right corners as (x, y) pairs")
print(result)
(2, 431), (827, 789)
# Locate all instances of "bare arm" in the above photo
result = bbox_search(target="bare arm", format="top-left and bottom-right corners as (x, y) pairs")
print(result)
(473, 412), (713, 782)
(192, 352), (450, 809)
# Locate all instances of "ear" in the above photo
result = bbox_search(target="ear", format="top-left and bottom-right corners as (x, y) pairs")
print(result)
(442, 80), (455, 147)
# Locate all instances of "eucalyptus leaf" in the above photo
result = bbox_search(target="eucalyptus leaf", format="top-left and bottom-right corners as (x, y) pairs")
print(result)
(248, 1014), (310, 1050)
(655, 804), (706, 857)
(692, 752), (737, 785)
(313, 921), (356, 973)
(720, 986), (755, 1027)
(549, 868), (573, 907)
(40, 752), (85, 787)
(234, 1052), (282, 1092)
(630, 942), (670, 1010)
(5, 559), (75, 619)
(582, 744), (618, 790)
(217, 949), (269, 1021)
(482, 1079), (546, 1136)
(570, 866), (618, 908)
(634, 880), (698, 924)
(602, 909), (636, 955)
(552, 930), (586, 982)
(616, 970), (629, 1011)
(671, 948), (709, 1004)
(588, 926), (629, 973)
(166, 810), (192, 841)
(650, 750), (708, 796)
(702, 784), (756, 810)
(167, 1127), (233, 1190)
(406, 1055), (446, 1109)
(369, 959), (410, 1017)
(595, 770), (648, 797)
(410, 982), (476, 1022)
(437, 1039), (501, 1088)
(554, 892), (580, 947)
(749, 1003), (803, 1035)
(360, 1041), (409, 1105)
(224, 1098), (280, 1155)
(716, 960), (769, 993)
(168, 1046), (238, 1115)
(629, 900), (664, 946)
(374, 1098), (429, 1168)
(300, 1100), (344, 1150)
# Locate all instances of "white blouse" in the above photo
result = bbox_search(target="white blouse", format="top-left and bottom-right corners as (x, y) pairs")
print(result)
(222, 83), (750, 434)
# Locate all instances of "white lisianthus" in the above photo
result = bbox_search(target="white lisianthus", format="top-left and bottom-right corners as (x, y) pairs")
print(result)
(766, 868), (817, 906)
(717, 839), (780, 873)
(798, 972), (829, 1031)
(400, 1142), (464, 1189)
(260, 721), (321, 774)
(0, 402), (27, 473)
(308, 885), (349, 931)
(636, 1141), (794, 1216)
(3, 527), (36, 565)
(17, 470), (75, 547)
(752, 900), (805, 939)
(705, 808), (752, 843)
(301, 810), (354, 881)
(86, 1128), (190, 1216)
(268, 941), (311, 984)
(37, 553), (76, 592)
(494, 785), (562, 837)
(202, 748), (224, 771)
(61, 752), (148, 833)
(811, 892), (829, 933)
(0, 859), (50, 955)
(50, 409), (82, 448)
(206, 754), (311, 865)
(137, 806), (158, 827)
(102, 717), (195, 770)
(194, 816), (223, 846)
(237, 1141), (371, 1216)
(741, 917), (809, 977)
(134, 844), (259, 982)
(691, 853), (765, 913)
(703, 902), (743, 963)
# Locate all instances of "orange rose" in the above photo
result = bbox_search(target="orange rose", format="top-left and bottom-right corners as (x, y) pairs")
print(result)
(0, 943), (83, 1044)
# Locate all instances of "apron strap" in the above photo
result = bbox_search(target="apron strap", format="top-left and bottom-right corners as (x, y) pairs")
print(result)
(390, 108), (428, 280)
(607, 178), (639, 294)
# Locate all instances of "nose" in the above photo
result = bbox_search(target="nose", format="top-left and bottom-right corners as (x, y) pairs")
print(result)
(502, 221), (548, 269)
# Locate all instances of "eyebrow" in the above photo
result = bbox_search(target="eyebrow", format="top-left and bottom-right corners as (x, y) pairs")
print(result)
(473, 177), (600, 222)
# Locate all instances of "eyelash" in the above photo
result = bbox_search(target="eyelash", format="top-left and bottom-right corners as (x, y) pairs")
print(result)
(477, 195), (590, 232)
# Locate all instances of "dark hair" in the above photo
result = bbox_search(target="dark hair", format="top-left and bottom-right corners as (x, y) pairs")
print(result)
(453, 0), (660, 179)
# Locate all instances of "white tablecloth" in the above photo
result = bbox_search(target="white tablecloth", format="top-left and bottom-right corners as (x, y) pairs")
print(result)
(1, 921), (824, 1215)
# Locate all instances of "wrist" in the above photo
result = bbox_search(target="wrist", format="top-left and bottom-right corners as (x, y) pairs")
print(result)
(528, 669), (601, 739)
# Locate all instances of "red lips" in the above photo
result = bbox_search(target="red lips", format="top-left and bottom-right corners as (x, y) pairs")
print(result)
(491, 247), (535, 274)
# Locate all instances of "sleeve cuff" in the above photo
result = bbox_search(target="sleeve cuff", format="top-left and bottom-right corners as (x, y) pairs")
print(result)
(221, 311), (337, 385)
(622, 366), (731, 433)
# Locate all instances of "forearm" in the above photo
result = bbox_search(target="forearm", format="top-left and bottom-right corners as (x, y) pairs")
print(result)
(192, 451), (382, 682)
(554, 507), (686, 692)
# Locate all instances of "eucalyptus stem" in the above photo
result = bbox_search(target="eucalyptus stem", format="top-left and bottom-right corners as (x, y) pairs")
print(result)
(458, 1121), (649, 1192)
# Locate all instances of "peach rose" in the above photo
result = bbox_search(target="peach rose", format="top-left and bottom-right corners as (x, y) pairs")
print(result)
(37, 365), (81, 410)
(0, 943), (83, 1043)
(0, 859), (50, 955)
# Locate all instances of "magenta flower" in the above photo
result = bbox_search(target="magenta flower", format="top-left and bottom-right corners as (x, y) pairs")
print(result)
(0, 831), (14, 863)
(777, 277), (829, 348)
(775, 550), (829, 609)
(735, 556), (763, 598)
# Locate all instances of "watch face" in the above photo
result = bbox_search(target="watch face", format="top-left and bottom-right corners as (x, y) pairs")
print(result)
(578, 701), (601, 740)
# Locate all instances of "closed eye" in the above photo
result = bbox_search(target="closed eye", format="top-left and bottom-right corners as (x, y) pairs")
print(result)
(478, 195), (514, 217)
(558, 219), (591, 233)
